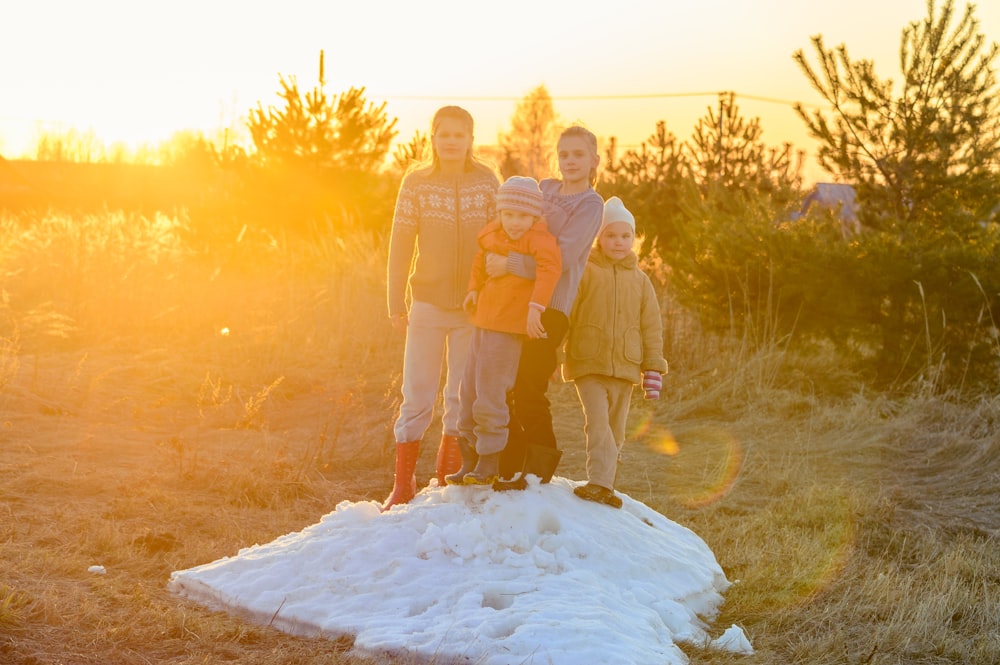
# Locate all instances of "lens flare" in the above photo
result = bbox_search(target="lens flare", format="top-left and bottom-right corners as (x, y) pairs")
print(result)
(639, 423), (744, 507)
(630, 409), (653, 438)
(765, 490), (857, 609)
(680, 429), (744, 509)
(650, 426), (681, 456)
(630, 410), (679, 455)
(637, 417), (857, 607)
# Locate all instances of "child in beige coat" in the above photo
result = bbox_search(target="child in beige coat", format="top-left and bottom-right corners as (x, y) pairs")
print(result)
(563, 197), (668, 508)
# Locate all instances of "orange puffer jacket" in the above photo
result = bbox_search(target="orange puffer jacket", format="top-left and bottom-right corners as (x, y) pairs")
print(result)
(468, 220), (561, 335)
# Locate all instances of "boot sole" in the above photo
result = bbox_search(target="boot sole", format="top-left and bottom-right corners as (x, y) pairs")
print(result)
(493, 476), (528, 491)
(573, 485), (623, 509)
(463, 474), (498, 486)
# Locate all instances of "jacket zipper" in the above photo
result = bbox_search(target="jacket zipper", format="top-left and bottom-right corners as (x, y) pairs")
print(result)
(454, 178), (461, 308)
(611, 262), (618, 376)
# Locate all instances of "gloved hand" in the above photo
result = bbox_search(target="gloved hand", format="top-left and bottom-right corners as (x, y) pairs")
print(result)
(642, 371), (662, 400)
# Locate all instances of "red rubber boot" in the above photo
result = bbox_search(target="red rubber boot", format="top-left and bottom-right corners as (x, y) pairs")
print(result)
(381, 441), (420, 512)
(435, 435), (463, 486)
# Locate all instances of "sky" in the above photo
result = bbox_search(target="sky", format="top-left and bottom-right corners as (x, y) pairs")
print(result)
(2, 0), (999, 183)
(166, 476), (753, 664)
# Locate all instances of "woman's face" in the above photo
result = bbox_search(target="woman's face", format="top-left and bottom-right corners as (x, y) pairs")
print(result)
(433, 117), (473, 165)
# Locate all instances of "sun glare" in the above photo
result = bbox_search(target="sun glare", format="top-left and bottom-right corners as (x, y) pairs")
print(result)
(3, 0), (998, 179)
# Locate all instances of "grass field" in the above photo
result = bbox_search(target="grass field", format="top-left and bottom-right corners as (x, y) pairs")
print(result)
(0, 210), (998, 664)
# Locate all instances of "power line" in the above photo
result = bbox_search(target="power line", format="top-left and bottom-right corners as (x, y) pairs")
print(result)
(381, 91), (718, 101)
(375, 90), (826, 110)
(735, 93), (825, 109)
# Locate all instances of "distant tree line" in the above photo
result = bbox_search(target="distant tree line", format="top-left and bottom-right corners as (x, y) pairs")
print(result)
(5, 0), (998, 392)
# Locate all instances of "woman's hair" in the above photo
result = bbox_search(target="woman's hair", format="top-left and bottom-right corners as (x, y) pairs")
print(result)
(413, 105), (494, 177)
(558, 125), (600, 187)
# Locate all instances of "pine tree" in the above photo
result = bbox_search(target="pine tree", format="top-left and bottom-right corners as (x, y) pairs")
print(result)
(793, 0), (1000, 234)
(793, 0), (1000, 389)
(601, 100), (804, 344)
(245, 51), (398, 233)
(688, 93), (803, 207)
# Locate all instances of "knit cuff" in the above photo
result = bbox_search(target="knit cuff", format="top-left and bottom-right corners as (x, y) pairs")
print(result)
(506, 252), (536, 280)
(642, 370), (662, 400)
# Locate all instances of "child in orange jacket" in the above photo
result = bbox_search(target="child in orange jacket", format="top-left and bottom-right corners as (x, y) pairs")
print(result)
(446, 176), (562, 485)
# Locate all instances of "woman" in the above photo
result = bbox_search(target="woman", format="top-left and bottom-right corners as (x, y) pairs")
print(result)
(382, 106), (500, 511)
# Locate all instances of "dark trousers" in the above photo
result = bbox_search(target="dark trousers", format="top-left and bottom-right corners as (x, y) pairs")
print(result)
(499, 309), (569, 478)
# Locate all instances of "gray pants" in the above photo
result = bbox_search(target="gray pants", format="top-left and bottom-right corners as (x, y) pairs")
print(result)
(393, 301), (473, 443)
(458, 328), (523, 456)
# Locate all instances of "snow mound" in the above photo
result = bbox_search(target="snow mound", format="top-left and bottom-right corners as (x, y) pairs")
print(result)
(169, 476), (737, 665)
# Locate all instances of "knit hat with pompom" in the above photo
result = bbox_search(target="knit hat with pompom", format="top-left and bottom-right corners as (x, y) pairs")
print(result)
(496, 176), (544, 216)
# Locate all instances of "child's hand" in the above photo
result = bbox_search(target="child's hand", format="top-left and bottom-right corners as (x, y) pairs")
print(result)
(526, 307), (546, 339)
(642, 371), (662, 400)
(463, 291), (478, 313)
(485, 252), (508, 278)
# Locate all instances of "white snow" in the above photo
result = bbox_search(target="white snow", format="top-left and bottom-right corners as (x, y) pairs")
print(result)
(711, 624), (755, 654)
(168, 476), (751, 664)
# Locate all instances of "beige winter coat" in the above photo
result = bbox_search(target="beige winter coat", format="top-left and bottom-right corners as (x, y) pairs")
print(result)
(563, 248), (668, 384)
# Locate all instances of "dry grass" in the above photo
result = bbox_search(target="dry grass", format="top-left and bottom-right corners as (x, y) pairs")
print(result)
(1, 210), (998, 664)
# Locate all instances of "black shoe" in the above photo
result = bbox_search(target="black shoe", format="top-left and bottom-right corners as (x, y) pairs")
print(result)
(573, 483), (622, 509)
(523, 445), (562, 483)
(493, 474), (528, 491)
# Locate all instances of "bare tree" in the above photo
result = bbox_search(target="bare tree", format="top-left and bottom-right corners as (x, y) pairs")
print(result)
(499, 85), (561, 179)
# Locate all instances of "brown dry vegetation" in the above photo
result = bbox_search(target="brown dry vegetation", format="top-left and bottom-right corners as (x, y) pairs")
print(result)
(1, 210), (998, 664)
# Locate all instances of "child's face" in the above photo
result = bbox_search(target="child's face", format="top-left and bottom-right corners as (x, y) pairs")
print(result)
(432, 117), (472, 165)
(500, 210), (536, 240)
(598, 222), (634, 261)
(556, 136), (598, 186)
